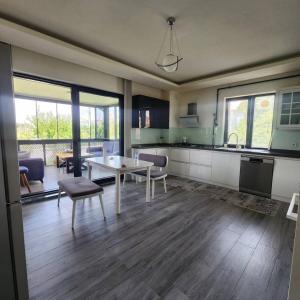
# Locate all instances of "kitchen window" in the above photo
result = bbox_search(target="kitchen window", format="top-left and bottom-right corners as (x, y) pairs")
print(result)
(224, 94), (275, 149)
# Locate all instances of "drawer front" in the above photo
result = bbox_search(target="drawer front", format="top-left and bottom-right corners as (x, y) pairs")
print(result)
(170, 149), (190, 162)
(136, 148), (157, 156)
(156, 148), (169, 157)
(169, 161), (189, 176)
(190, 149), (212, 166)
(189, 164), (211, 181)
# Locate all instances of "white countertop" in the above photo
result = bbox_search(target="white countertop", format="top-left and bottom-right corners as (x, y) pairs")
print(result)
(86, 155), (153, 172)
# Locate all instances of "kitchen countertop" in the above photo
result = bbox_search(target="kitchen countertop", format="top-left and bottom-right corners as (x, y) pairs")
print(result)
(131, 143), (300, 159)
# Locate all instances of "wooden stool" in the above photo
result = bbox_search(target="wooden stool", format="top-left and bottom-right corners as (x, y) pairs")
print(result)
(57, 177), (105, 229)
(19, 166), (31, 193)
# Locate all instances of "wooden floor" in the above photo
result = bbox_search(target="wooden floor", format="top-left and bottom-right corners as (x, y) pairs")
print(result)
(22, 180), (295, 300)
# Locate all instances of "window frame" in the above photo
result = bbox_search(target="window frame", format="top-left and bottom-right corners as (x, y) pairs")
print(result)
(224, 93), (275, 149)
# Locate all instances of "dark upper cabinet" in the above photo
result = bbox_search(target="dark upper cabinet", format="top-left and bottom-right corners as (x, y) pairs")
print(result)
(132, 95), (169, 129)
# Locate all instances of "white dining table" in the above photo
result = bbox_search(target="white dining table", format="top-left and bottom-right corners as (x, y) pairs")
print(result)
(86, 156), (153, 214)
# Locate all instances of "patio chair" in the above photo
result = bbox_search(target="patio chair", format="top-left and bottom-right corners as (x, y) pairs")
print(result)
(123, 153), (168, 199)
(103, 141), (119, 156)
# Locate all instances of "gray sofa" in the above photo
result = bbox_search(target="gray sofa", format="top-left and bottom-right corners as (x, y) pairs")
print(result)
(19, 158), (44, 182)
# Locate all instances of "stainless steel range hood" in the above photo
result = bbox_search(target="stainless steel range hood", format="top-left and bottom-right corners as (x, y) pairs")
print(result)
(179, 103), (199, 127)
(179, 115), (199, 127)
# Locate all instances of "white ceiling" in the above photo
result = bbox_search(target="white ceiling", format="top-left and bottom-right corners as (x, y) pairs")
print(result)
(0, 0), (299, 84)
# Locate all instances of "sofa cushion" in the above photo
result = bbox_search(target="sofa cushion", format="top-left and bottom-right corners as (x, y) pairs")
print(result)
(19, 166), (29, 174)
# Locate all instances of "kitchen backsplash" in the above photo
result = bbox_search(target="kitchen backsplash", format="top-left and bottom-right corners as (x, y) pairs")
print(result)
(131, 128), (169, 144)
(131, 127), (300, 150)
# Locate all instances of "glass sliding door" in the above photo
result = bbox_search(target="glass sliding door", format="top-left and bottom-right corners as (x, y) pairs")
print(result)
(78, 90), (122, 181)
(13, 76), (73, 196)
(13, 73), (124, 199)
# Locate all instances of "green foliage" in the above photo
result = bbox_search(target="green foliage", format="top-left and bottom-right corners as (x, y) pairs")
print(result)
(227, 98), (274, 148)
(228, 101), (248, 145)
(17, 112), (72, 140)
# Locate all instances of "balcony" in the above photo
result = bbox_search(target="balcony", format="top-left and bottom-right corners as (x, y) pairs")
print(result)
(18, 139), (118, 195)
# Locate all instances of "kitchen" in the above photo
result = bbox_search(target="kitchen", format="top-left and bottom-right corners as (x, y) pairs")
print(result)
(131, 74), (300, 218)
(1, 1), (300, 299)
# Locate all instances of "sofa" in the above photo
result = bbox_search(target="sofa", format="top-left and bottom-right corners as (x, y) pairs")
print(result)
(19, 158), (44, 182)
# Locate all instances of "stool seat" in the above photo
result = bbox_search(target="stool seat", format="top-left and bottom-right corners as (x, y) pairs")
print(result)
(57, 177), (105, 229)
(19, 166), (29, 174)
(58, 177), (103, 198)
(19, 166), (31, 193)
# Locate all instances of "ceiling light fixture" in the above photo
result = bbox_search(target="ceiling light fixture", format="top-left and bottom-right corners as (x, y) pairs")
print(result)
(155, 17), (183, 73)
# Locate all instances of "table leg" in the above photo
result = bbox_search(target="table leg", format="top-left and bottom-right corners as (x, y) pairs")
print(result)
(116, 170), (121, 214)
(66, 159), (71, 174)
(88, 163), (92, 180)
(146, 166), (151, 203)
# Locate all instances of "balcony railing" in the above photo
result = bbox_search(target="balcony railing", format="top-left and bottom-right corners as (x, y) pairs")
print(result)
(17, 139), (113, 166)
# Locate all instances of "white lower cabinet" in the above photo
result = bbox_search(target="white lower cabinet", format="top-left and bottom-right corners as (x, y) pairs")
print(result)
(189, 164), (211, 182)
(156, 148), (169, 157)
(272, 158), (300, 202)
(132, 147), (300, 202)
(169, 161), (189, 176)
(189, 149), (212, 166)
(170, 148), (190, 162)
(211, 152), (241, 189)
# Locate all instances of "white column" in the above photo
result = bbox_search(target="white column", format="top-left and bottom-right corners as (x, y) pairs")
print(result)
(123, 80), (132, 157)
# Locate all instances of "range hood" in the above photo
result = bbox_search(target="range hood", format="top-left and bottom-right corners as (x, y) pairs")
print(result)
(179, 103), (199, 128)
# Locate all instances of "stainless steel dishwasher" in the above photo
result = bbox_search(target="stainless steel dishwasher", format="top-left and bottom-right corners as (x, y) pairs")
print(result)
(239, 155), (274, 198)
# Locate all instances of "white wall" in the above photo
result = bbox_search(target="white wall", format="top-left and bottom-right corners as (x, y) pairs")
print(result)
(132, 82), (167, 100)
(176, 74), (300, 149)
(12, 47), (124, 94)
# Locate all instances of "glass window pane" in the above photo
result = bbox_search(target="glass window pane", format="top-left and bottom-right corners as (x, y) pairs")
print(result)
(37, 101), (57, 139)
(293, 92), (300, 103)
(57, 103), (72, 139)
(291, 103), (300, 114)
(90, 108), (96, 139)
(14, 98), (38, 140)
(281, 103), (291, 114)
(280, 115), (290, 125)
(291, 114), (300, 125)
(282, 93), (292, 104)
(80, 106), (92, 139)
(116, 107), (119, 139)
(96, 108), (105, 138)
(227, 99), (248, 145)
(109, 107), (116, 139)
(251, 95), (275, 148)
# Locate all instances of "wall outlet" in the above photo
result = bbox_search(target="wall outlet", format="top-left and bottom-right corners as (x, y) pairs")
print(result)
(291, 142), (298, 148)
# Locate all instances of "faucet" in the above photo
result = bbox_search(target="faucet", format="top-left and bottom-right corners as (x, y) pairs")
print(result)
(228, 133), (240, 149)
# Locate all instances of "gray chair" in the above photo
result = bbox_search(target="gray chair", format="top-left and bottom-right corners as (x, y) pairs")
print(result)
(57, 177), (106, 229)
(124, 153), (168, 199)
(103, 140), (119, 156)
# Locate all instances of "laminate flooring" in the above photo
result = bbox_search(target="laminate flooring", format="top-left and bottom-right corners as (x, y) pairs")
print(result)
(22, 179), (295, 300)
